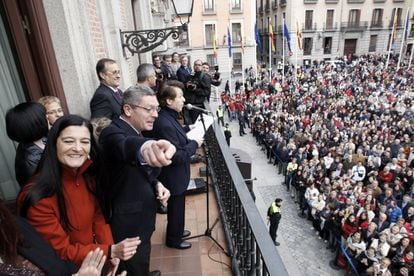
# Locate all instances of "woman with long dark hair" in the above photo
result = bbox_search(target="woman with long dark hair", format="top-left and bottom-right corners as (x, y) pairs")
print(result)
(18, 115), (140, 268)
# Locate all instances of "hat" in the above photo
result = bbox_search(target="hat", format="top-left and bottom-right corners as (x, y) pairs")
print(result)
(275, 198), (283, 203)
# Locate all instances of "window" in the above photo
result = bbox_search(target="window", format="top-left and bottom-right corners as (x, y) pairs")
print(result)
(326, 10), (334, 29)
(204, 0), (214, 12)
(323, 37), (332, 54)
(231, 0), (241, 10)
(232, 23), (242, 44)
(348, 9), (361, 27)
(369, 35), (377, 52)
(206, 54), (215, 68)
(304, 37), (313, 55)
(233, 52), (242, 70)
(410, 23), (414, 37)
(305, 11), (313, 30)
(371, 9), (383, 27)
(205, 24), (215, 47)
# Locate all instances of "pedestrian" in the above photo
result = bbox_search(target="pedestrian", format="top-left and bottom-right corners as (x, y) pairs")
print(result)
(267, 198), (282, 246)
(238, 111), (246, 136)
(224, 123), (232, 146)
(216, 105), (224, 126)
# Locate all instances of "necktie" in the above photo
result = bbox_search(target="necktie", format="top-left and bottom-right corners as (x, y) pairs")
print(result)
(114, 89), (122, 100)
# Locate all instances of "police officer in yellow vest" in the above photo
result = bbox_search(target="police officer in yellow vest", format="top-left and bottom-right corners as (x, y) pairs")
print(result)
(267, 198), (282, 246)
(216, 105), (224, 126)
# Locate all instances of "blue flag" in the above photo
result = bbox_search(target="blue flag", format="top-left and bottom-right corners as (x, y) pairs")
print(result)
(254, 23), (263, 53)
(227, 27), (232, 57)
(283, 22), (292, 54)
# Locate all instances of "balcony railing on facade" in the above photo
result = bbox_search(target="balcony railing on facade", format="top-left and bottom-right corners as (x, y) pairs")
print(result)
(340, 21), (368, 31)
(323, 22), (338, 31)
(279, 0), (286, 7)
(203, 102), (288, 276)
(303, 23), (317, 32)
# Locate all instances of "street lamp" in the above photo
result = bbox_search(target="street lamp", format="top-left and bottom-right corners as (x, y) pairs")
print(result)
(120, 0), (194, 55)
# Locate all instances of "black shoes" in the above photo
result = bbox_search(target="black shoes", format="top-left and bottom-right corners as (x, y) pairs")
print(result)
(274, 241), (280, 246)
(166, 241), (192, 249)
(149, 270), (161, 276)
(182, 230), (191, 238)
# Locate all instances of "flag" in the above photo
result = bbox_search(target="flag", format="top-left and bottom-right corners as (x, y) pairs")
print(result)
(403, 9), (409, 40)
(254, 23), (263, 53)
(391, 10), (398, 47)
(227, 27), (232, 57)
(296, 21), (302, 50)
(284, 22), (292, 55)
(213, 30), (217, 58)
(269, 23), (275, 52)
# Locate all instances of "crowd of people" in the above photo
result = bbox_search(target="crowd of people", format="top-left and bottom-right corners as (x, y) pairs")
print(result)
(2, 53), (213, 275)
(218, 53), (414, 275)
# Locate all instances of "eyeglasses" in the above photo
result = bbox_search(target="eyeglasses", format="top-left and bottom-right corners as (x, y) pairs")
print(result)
(194, 63), (202, 66)
(46, 108), (64, 115)
(130, 104), (161, 113)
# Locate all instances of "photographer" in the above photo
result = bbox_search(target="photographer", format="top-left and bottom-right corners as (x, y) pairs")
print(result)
(184, 59), (211, 124)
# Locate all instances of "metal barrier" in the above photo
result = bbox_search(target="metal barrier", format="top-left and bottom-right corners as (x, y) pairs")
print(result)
(203, 102), (288, 275)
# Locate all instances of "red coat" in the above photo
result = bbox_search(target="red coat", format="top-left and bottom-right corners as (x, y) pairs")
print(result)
(18, 160), (113, 267)
(378, 171), (394, 184)
(341, 222), (358, 238)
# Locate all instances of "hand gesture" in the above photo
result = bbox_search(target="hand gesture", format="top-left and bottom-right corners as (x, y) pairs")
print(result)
(142, 140), (176, 167)
(111, 237), (141, 260)
(76, 248), (106, 276)
(156, 182), (170, 206)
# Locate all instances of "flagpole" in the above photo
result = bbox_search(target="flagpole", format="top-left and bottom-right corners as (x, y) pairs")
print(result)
(228, 26), (233, 95)
(268, 18), (272, 81)
(397, 8), (409, 71)
(282, 18), (285, 82)
(386, 14), (397, 69)
(241, 38), (245, 90)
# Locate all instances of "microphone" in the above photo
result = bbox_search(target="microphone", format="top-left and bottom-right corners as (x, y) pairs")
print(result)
(185, 104), (212, 115)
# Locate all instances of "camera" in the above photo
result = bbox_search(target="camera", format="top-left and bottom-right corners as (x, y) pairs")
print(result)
(186, 73), (199, 91)
(211, 65), (221, 87)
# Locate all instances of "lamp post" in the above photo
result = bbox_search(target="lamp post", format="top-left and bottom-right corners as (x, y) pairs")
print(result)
(120, 0), (194, 55)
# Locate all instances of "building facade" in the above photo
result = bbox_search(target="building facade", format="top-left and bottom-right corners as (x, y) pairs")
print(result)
(257, 0), (413, 67)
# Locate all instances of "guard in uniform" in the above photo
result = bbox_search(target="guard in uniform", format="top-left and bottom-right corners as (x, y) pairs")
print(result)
(267, 198), (282, 246)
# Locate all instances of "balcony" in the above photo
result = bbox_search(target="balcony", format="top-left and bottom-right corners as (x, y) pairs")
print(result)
(304, 0), (318, 3)
(370, 21), (384, 29)
(323, 22), (338, 31)
(151, 102), (288, 275)
(258, 6), (264, 15)
(303, 22), (317, 32)
(272, 1), (278, 10)
(280, 0), (287, 7)
(340, 21), (368, 32)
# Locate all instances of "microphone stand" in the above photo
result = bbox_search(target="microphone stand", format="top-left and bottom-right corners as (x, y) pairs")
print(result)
(184, 110), (228, 255)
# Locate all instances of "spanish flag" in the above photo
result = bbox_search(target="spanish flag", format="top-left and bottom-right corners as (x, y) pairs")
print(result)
(296, 21), (302, 50)
(269, 22), (276, 52)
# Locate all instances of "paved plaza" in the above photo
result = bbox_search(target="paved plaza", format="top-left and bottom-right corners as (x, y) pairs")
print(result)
(211, 100), (344, 276)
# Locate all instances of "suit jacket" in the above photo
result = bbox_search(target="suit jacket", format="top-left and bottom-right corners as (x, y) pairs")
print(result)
(150, 108), (198, 195)
(90, 83), (122, 120)
(99, 118), (160, 242)
(177, 65), (191, 83)
(372, 218), (390, 232)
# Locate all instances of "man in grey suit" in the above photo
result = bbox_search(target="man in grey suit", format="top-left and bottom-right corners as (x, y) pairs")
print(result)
(90, 58), (123, 120)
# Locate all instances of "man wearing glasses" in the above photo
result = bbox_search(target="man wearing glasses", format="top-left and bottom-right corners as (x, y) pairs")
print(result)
(90, 58), (123, 120)
(99, 84), (175, 276)
(184, 59), (211, 124)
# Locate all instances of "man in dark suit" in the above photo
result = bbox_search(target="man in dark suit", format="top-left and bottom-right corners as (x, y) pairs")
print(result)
(372, 212), (390, 232)
(150, 82), (202, 250)
(90, 58), (123, 120)
(99, 84), (175, 276)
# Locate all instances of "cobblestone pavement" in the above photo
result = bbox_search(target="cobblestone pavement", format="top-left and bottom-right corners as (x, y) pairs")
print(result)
(211, 105), (343, 276)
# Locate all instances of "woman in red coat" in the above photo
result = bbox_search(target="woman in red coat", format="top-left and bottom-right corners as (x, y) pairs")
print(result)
(18, 115), (140, 268)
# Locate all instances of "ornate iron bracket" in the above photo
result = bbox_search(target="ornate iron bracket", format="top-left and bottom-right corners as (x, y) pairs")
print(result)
(120, 24), (187, 55)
